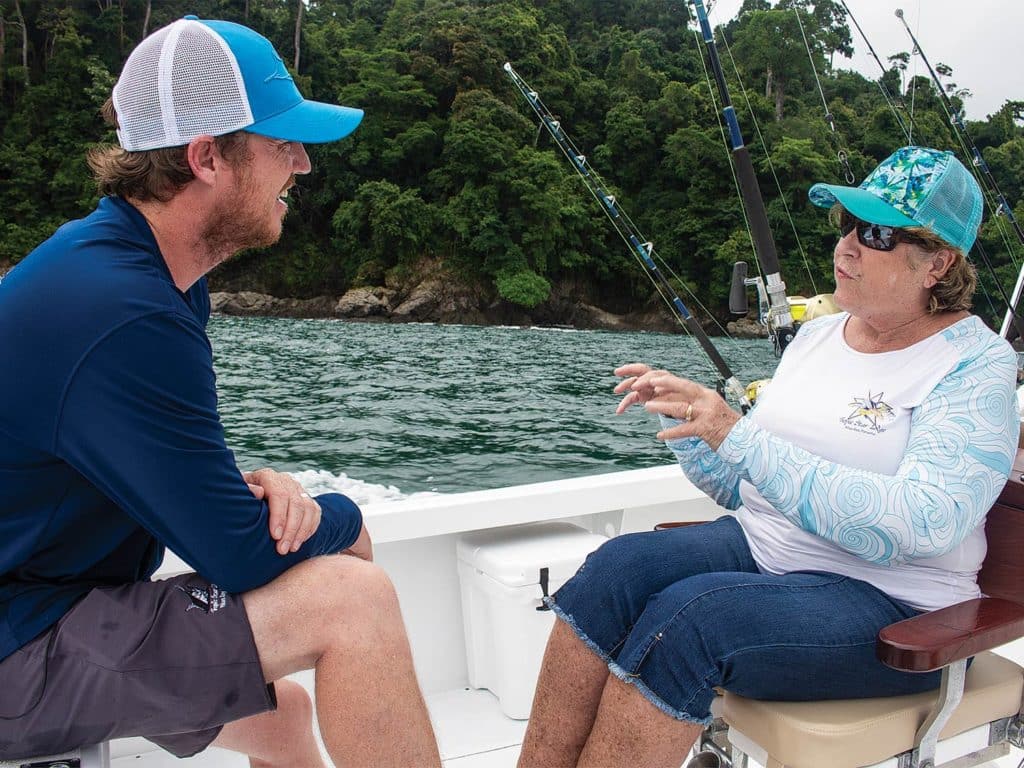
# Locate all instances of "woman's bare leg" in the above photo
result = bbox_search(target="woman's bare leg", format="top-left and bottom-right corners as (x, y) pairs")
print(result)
(518, 620), (610, 768)
(578, 674), (702, 768)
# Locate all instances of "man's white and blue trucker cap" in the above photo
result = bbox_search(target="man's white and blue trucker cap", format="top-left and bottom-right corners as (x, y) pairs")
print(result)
(112, 16), (363, 152)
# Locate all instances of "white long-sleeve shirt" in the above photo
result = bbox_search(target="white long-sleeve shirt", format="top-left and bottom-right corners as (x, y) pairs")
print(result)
(664, 312), (1017, 612)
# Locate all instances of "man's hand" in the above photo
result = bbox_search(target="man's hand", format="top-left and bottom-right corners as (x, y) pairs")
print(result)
(243, 469), (322, 555)
(342, 523), (373, 562)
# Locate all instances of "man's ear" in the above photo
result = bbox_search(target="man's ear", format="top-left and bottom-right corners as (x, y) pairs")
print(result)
(185, 135), (220, 185)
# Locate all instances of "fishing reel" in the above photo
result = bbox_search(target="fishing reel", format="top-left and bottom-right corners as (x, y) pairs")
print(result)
(730, 260), (797, 356)
(730, 262), (840, 356)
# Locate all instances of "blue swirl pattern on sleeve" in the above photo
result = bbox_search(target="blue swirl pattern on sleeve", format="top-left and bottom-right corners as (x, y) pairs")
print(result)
(716, 327), (1017, 564)
(660, 415), (742, 509)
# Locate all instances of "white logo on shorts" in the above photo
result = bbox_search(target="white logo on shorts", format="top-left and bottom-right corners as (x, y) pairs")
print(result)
(178, 583), (227, 614)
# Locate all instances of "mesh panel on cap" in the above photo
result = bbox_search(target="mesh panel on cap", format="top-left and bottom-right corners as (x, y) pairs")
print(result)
(113, 24), (172, 150)
(170, 25), (251, 142)
(916, 157), (983, 249)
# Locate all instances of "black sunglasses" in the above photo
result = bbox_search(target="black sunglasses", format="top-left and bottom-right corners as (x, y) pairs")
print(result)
(839, 210), (923, 252)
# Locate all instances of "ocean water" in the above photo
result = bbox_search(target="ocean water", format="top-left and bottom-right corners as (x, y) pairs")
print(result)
(209, 316), (779, 503)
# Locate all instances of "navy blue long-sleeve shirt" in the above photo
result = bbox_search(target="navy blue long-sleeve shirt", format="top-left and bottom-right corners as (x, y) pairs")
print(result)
(0, 197), (362, 662)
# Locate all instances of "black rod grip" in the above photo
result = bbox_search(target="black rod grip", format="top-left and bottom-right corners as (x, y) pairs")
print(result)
(733, 147), (781, 277)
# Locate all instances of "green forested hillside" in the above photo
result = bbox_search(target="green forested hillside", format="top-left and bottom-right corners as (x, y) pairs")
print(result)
(2, 0), (1022, 325)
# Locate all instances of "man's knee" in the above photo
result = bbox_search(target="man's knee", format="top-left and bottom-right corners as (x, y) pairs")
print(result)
(254, 554), (397, 619)
(212, 679), (316, 759)
(273, 678), (314, 728)
(243, 555), (403, 670)
(303, 554), (398, 614)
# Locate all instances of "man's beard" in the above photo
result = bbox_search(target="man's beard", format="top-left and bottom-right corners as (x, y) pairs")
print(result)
(198, 171), (284, 268)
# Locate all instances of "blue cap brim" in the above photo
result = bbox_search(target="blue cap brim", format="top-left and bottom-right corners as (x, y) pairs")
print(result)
(809, 183), (918, 228)
(246, 99), (364, 144)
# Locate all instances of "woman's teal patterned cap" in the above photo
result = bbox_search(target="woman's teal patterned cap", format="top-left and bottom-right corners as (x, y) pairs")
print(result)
(809, 146), (983, 252)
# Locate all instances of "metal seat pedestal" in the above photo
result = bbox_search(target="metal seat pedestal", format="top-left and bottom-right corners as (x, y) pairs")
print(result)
(1, 743), (110, 768)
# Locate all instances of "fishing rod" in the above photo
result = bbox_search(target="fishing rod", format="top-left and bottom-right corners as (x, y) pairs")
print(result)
(502, 62), (751, 411)
(837, 0), (918, 143)
(714, 25), (822, 298)
(691, 0), (797, 356)
(894, 8), (1024, 342)
(792, 7), (855, 184)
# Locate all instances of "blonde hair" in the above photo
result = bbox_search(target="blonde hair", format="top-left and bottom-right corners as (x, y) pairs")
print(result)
(829, 204), (976, 314)
(901, 226), (976, 313)
(88, 98), (251, 202)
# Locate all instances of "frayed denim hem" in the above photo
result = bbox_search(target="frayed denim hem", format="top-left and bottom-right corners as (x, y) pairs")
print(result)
(545, 596), (615, 667)
(545, 596), (712, 726)
(607, 661), (713, 726)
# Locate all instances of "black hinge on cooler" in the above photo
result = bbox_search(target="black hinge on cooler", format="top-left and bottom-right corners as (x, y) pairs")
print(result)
(536, 567), (551, 611)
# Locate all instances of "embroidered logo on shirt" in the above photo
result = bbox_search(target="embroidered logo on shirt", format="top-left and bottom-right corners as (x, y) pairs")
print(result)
(840, 392), (895, 435)
(177, 583), (227, 614)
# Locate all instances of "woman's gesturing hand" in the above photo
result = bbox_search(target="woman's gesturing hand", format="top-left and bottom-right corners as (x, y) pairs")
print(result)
(613, 363), (741, 451)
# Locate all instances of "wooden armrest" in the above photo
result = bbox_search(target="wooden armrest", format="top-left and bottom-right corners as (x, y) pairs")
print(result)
(876, 596), (1024, 672)
(654, 521), (706, 531)
(999, 462), (1024, 507)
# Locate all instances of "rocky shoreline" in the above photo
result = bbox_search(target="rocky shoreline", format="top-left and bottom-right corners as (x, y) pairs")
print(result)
(208, 255), (768, 335)
(1, 259), (764, 337)
(210, 287), (638, 330)
(209, 288), (767, 338)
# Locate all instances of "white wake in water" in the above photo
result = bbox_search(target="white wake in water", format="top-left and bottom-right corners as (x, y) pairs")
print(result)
(290, 469), (441, 506)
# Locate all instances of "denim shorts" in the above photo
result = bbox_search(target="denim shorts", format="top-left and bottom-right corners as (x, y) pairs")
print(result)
(547, 516), (942, 724)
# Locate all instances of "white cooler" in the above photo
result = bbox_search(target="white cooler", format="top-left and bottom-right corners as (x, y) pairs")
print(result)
(456, 521), (608, 719)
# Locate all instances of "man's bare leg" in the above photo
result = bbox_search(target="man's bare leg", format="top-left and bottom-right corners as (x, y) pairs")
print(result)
(212, 679), (327, 767)
(241, 555), (440, 768)
(577, 674), (702, 768)
(517, 620), (610, 768)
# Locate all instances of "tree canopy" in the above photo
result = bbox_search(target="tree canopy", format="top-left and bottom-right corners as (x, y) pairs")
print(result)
(1, 0), (1021, 327)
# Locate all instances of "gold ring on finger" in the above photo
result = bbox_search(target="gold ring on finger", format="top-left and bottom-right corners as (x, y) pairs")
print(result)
(684, 403), (694, 421)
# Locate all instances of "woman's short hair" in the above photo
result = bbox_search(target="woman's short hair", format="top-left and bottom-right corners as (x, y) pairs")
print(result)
(902, 227), (977, 314)
(829, 204), (976, 314)
(87, 98), (251, 202)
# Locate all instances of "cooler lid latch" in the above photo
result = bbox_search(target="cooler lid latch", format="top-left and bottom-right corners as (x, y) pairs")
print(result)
(536, 567), (551, 611)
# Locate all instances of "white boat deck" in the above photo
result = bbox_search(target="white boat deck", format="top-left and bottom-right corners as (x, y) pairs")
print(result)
(109, 640), (1024, 768)
(110, 647), (1024, 768)
(109, 682), (528, 767)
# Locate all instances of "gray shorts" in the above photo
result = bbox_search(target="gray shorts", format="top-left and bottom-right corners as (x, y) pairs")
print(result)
(0, 573), (275, 759)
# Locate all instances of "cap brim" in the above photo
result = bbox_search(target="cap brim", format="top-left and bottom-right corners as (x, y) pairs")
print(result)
(246, 99), (364, 144)
(809, 183), (918, 228)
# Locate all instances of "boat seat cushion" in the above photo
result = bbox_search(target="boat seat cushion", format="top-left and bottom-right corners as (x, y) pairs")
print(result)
(720, 651), (1023, 768)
